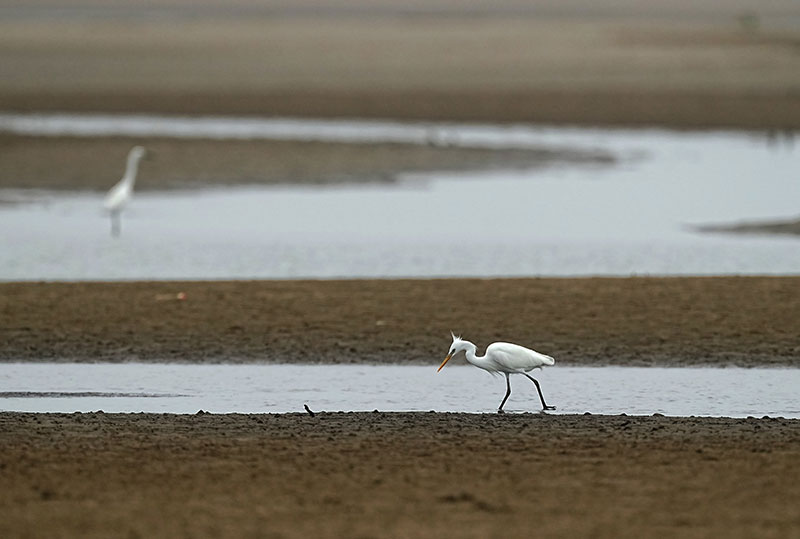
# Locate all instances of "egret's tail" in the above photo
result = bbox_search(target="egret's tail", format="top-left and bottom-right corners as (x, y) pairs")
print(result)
(541, 354), (556, 366)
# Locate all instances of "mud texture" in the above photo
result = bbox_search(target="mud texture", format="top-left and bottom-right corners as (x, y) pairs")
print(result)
(0, 135), (612, 191)
(1, 277), (798, 366)
(1, 0), (799, 130)
(0, 411), (797, 539)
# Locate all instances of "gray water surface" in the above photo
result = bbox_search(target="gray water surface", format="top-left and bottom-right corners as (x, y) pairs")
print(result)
(1, 363), (797, 417)
(1, 115), (798, 280)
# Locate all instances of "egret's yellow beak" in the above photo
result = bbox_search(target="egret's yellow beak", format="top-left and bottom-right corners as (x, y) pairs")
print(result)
(437, 354), (453, 372)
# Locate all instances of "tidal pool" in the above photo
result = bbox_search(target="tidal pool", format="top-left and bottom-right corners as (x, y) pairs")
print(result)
(1, 363), (797, 418)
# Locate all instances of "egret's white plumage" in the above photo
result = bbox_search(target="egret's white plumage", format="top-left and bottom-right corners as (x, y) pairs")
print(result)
(438, 332), (556, 412)
(103, 146), (147, 236)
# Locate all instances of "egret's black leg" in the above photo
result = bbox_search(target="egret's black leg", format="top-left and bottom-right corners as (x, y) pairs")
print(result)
(498, 374), (512, 413)
(522, 373), (556, 410)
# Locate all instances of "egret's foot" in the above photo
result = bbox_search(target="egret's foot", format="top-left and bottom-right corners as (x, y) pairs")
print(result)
(543, 405), (556, 411)
(497, 409), (506, 414)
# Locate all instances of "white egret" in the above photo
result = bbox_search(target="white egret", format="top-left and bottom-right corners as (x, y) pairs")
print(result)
(103, 145), (147, 237)
(437, 332), (556, 412)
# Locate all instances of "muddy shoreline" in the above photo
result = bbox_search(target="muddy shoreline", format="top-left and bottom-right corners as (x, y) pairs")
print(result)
(6, 89), (799, 131)
(695, 216), (800, 237)
(2, 277), (798, 366)
(0, 411), (797, 538)
(0, 134), (613, 191)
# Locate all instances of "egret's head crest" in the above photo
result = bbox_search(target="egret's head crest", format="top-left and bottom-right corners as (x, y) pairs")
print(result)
(450, 331), (462, 342)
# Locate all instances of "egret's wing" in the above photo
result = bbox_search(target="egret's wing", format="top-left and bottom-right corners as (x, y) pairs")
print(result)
(487, 342), (555, 372)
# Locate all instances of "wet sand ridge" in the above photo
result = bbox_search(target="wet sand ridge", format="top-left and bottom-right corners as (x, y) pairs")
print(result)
(2, 276), (798, 366)
(0, 411), (797, 538)
(1, 0), (799, 130)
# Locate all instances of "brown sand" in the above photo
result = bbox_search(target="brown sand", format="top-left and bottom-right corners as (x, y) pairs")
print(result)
(0, 135), (612, 191)
(0, 411), (798, 538)
(1, 0), (799, 130)
(2, 277), (798, 366)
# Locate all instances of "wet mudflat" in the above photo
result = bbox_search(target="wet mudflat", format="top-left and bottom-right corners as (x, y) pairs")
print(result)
(2, 0), (799, 130)
(1, 2), (799, 536)
(2, 277), (798, 366)
(0, 411), (797, 538)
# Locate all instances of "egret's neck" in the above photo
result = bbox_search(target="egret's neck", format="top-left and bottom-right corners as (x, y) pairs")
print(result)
(123, 152), (143, 186)
(462, 341), (487, 368)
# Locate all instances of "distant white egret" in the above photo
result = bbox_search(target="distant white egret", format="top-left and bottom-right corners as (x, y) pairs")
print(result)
(103, 145), (147, 237)
(437, 333), (556, 412)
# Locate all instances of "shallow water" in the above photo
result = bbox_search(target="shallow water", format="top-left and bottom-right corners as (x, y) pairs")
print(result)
(1, 115), (798, 280)
(0, 113), (750, 153)
(1, 363), (797, 417)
